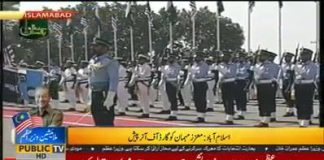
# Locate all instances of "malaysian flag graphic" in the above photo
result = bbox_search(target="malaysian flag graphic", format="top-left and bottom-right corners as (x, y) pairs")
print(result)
(12, 112), (32, 135)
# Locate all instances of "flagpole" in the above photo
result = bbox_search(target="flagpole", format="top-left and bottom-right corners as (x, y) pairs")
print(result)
(169, 22), (173, 54)
(130, 26), (134, 61)
(84, 29), (88, 61)
(58, 36), (62, 66)
(316, 2), (319, 54)
(248, 5), (251, 54)
(47, 39), (51, 69)
(70, 34), (74, 61)
(97, 26), (101, 38)
(148, 18), (153, 63)
(114, 29), (117, 58)
(216, 12), (220, 51)
(278, 4), (282, 60)
(192, 16), (196, 51)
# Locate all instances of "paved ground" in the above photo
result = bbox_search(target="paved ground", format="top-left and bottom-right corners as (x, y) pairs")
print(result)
(2, 93), (320, 158)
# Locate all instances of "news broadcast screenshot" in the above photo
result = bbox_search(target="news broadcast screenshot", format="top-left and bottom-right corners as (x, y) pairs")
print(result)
(1, 1), (323, 160)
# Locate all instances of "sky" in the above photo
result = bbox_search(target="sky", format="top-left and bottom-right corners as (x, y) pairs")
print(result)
(19, 1), (319, 61)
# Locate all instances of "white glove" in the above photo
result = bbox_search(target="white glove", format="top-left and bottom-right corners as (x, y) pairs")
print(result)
(104, 91), (116, 110)
(89, 63), (104, 72)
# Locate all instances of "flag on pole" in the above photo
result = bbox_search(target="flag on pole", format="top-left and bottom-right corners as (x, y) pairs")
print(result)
(52, 22), (63, 36)
(167, 1), (177, 24)
(112, 15), (118, 31)
(94, 5), (102, 30)
(3, 45), (14, 66)
(279, 1), (283, 8)
(190, 1), (197, 21)
(125, 1), (135, 26)
(80, 17), (89, 29)
(249, 1), (255, 12)
(12, 112), (33, 135)
(145, 1), (153, 27)
(217, 1), (225, 16)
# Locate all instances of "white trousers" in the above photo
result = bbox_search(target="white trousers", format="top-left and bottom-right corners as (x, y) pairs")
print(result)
(137, 83), (150, 114)
(65, 82), (76, 108)
(160, 84), (171, 110)
(181, 83), (192, 107)
(207, 80), (216, 108)
(117, 81), (129, 112)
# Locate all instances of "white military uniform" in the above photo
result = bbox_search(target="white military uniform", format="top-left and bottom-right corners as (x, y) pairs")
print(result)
(206, 63), (217, 109)
(149, 67), (158, 107)
(117, 64), (129, 113)
(180, 64), (192, 108)
(133, 63), (152, 114)
(159, 65), (171, 111)
(77, 67), (90, 105)
(60, 67), (77, 109)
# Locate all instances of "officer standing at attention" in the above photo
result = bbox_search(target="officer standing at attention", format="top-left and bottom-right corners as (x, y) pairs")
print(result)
(88, 38), (119, 126)
(205, 56), (217, 112)
(268, 52), (281, 122)
(280, 52), (295, 117)
(189, 52), (209, 123)
(161, 54), (181, 120)
(218, 51), (237, 125)
(131, 54), (152, 118)
(156, 57), (171, 114)
(293, 48), (319, 127)
(77, 60), (90, 105)
(116, 58), (129, 116)
(234, 51), (250, 120)
(254, 50), (280, 127)
(59, 60), (77, 111)
(179, 57), (192, 111)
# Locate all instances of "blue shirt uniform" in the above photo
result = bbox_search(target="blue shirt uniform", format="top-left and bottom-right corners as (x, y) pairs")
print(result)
(254, 60), (281, 84)
(163, 63), (181, 82)
(191, 61), (209, 82)
(89, 54), (119, 92)
(236, 62), (251, 80)
(294, 61), (319, 85)
(218, 62), (237, 83)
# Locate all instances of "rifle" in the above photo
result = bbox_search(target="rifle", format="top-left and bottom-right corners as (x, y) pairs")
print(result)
(313, 50), (318, 63)
(285, 44), (299, 93)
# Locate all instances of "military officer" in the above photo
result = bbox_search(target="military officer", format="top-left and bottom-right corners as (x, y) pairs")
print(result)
(189, 52), (209, 123)
(254, 50), (280, 127)
(294, 48), (319, 127)
(161, 54), (181, 120)
(156, 57), (171, 114)
(59, 60), (77, 111)
(88, 38), (119, 126)
(234, 51), (250, 120)
(48, 64), (61, 108)
(205, 56), (217, 112)
(280, 52), (295, 117)
(130, 54), (152, 118)
(179, 57), (192, 110)
(77, 60), (90, 105)
(116, 58), (129, 116)
(218, 51), (237, 125)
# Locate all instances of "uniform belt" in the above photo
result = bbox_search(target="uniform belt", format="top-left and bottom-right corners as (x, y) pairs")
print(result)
(258, 80), (273, 84)
(222, 78), (235, 82)
(193, 78), (209, 82)
(295, 79), (314, 84)
(236, 77), (248, 80)
(166, 78), (178, 82)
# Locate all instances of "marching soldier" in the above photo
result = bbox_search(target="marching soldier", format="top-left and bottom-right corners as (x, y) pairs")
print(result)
(179, 57), (192, 110)
(189, 52), (209, 123)
(161, 54), (181, 120)
(234, 51), (250, 120)
(149, 64), (158, 108)
(59, 60), (77, 111)
(48, 64), (61, 108)
(116, 58), (129, 116)
(218, 51), (237, 125)
(254, 50), (280, 127)
(205, 56), (217, 112)
(280, 52), (295, 117)
(77, 60), (90, 105)
(294, 48), (319, 127)
(130, 54), (152, 118)
(88, 38), (119, 126)
(156, 57), (171, 114)
(268, 53), (280, 122)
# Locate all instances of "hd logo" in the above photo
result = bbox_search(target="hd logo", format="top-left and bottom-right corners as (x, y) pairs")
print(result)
(16, 144), (65, 159)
